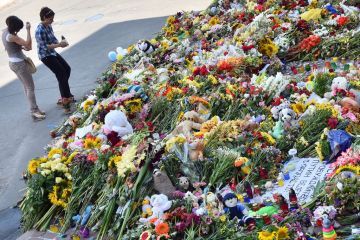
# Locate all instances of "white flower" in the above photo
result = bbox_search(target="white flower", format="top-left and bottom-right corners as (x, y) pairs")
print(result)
(55, 177), (64, 184)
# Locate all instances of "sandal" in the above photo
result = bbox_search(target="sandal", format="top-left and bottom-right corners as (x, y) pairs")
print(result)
(57, 96), (76, 105)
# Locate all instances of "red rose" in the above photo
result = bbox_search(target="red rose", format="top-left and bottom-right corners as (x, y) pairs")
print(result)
(337, 16), (348, 26)
(327, 117), (338, 129)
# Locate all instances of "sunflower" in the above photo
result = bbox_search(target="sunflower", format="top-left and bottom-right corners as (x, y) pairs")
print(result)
(291, 102), (306, 115)
(276, 226), (289, 239)
(84, 137), (101, 149)
(27, 159), (40, 175)
(258, 230), (276, 240)
(48, 148), (63, 158)
(155, 222), (170, 235)
(209, 16), (219, 26)
(170, 37), (179, 43)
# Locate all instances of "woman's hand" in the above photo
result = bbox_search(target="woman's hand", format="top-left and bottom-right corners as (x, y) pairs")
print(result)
(26, 22), (31, 30)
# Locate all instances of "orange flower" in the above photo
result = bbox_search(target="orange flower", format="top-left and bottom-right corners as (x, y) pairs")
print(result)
(155, 222), (170, 235)
(149, 217), (159, 224)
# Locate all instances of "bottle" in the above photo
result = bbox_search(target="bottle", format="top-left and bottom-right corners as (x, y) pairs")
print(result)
(61, 35), (68, 45)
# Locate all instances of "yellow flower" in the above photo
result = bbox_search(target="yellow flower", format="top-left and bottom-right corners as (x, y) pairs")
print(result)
(124, 98), (142, 113)
(291, 102), (306, 115)
(116, 145), (137, 177)
(258, 230), (276, 240)
(258, 38), (279, 58)
(315, 142), (324, 161)
(170, 37), (179, 43)
(261, 132), (276, 145)
(108, 155), (122, 168)
(334, 165), (360, 176)
(301, 8), (322, 21)
(28, 159), (40, 175)
(48, 148), (63, 158)
(276, 226), (289, 239)
(64, 151), (78, 165)
(161, 40), (170, 50)
(165, 135), (186, 152)
(83, 99), (95, 112)
(208, 75), (218, 85)
(219, 215), (227, 222)
(84, 137), (102, 149)
(209, 16), (219, 26)
(166, 16), (176, 25)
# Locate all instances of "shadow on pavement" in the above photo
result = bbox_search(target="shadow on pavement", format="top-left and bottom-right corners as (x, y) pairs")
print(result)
(0, 16), (167, 239)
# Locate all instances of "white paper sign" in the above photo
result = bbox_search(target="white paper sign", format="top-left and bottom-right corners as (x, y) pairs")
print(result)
(75, 124), (93, 139)
(262, 158), (332, 204)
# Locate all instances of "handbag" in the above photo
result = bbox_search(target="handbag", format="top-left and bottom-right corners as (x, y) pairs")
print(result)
(24, 57), (37, 74)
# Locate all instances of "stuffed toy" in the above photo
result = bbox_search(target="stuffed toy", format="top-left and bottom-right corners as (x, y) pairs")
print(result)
(188, 139), (205, 161)
(153, 169), (176, 198)
(222, 192), (255, 229)
(339, 97), (360, 113)
(279, 108), (297, 129)
(322, 216), (337, 240)
(183, 110), (206, 123)
(137, 40), (156, 54)
(103, 110), (133, 138)
(127, 85), (148, 102)
(169, 120), (202, 139)
(72, 205), (94, 226)
(271, 101), (290, 120)
(141, 196), (153, 218)
(178, 176), (191, 192)
(324, 77), (348, 99)
(139, 194), (172, 224)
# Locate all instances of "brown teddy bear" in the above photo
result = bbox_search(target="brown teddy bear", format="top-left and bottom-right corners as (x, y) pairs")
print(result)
(188, 139), (205, 161)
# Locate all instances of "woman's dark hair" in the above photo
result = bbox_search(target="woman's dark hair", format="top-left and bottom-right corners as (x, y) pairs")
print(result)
(5, 16), (24, 34)
(40, 7), (55, 21)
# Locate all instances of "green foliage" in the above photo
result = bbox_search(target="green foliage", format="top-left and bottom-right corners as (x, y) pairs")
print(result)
(313, 73), (334, 97)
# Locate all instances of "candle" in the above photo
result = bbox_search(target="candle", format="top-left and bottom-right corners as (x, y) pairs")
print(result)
(262, 214), (271, 225)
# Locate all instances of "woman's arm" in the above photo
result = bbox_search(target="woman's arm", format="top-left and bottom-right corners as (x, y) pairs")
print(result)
(9, 22), (32, 50)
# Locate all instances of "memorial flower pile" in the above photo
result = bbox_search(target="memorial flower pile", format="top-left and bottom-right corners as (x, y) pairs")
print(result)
(20, 0), (359, 239)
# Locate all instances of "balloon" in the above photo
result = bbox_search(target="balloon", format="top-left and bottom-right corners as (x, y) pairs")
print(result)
(116, 47), (128, 56)
(108, 51), (117, 62)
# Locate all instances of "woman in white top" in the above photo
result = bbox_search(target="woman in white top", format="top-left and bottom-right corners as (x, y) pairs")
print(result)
(2, 16), (45, 120)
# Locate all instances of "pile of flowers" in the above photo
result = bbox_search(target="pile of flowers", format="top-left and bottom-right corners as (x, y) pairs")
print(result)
(20, 0), (359, 239)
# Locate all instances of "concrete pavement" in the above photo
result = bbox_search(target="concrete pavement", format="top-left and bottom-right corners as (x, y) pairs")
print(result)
(0, 0), (210, 238)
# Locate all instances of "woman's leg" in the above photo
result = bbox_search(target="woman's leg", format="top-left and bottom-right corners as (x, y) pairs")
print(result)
(55, 54), (73, 97)
(9, 61), (39, 113)
(41, 55), (72, 98)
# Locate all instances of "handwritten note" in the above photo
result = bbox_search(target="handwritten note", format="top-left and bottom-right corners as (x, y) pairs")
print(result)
(262, 158), (332, 204)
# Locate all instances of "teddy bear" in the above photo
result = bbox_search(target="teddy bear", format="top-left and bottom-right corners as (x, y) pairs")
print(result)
(139, 194), (172, 224)
(169, 120), (202, 139)
(270, 101), (290, 120)
(137, 40), (156, 54)
(153, 169), (176, 198)
(141, 196), (153, 218)
(182, 110), (206, 124)
(324, 77), (348, 99)
(188, 138), (205, 161)
(178, 176), (191, 192)
(279, 108), (297, 129)
(102, 110), (133, 138)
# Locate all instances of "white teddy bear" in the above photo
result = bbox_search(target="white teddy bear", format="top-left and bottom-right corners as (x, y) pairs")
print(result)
(271, 101), (290, 120)
(103, 110), (133, 138)
(279, 108), (297, 129)
(324, 77), (348, 99)
(139, 194), (172, 224)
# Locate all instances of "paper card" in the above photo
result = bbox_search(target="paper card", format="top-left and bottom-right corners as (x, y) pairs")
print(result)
(75, 124), (93, 139)
(262, 158), (332, 204)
